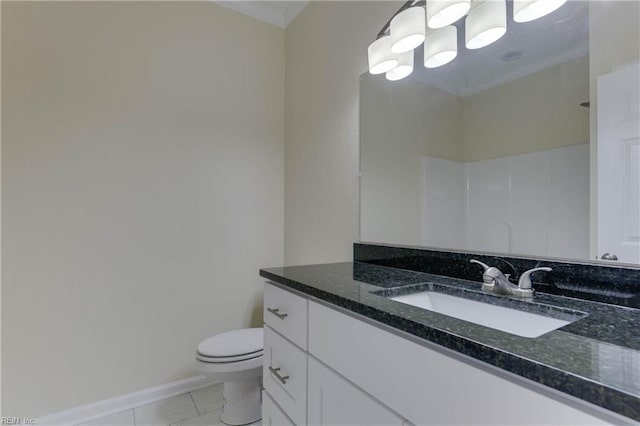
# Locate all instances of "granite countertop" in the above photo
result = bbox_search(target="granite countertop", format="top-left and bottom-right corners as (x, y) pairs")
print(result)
(259, 261), (640, 421)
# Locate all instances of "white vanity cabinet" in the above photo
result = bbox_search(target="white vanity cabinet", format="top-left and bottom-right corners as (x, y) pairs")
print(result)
(263, 282), (619, 426)
(263, 282), (400, 426)
(307, 357), (406, 426)
(308, 301), (611, 426)
(263, 283), (308, 425)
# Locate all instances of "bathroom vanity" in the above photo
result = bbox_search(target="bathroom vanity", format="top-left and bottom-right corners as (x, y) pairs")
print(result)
(259, 245), (640, 425)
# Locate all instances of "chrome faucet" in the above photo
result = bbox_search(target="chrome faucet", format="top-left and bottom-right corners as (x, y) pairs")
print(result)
(470, 259), (551, 299)
(483, 267), (517, 296)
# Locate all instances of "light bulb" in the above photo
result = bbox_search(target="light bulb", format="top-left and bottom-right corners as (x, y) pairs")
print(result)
(386, 51), (414, 81)
(513, 0), (567, 23)
(427, 0), (471, 29)
(390, 7), (426, 54)
(465, 0), (507, 50)
(368, 36), (398, 75)
(424, 26), (457, 68)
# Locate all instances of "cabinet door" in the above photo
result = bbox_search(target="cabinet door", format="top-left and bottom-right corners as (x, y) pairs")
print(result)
(262, 391), (296, 426)
(309, 301), (610, 425)
(308, 357), (405, 426)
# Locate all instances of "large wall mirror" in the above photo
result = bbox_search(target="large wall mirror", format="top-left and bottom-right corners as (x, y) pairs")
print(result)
(360, 0), (640, 264)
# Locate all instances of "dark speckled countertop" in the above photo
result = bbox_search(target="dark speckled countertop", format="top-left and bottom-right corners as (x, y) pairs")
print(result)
(260, 262), (640, 422)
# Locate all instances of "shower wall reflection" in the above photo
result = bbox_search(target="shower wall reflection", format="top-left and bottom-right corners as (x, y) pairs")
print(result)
(360, 54), (589, 256)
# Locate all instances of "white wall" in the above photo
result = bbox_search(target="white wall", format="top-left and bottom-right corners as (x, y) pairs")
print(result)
(284, 1), (399, 265)
(422, 145), (589, 260)
(466, 144), (590, 259)
(2, 2), (283, 417)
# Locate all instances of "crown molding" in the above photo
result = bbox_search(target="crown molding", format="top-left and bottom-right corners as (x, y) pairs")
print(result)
(281, 1), (308, 26)
(215, 1), (308, 29)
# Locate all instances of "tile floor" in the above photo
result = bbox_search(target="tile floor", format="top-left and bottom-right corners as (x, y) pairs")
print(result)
(75, 384), (260, 426)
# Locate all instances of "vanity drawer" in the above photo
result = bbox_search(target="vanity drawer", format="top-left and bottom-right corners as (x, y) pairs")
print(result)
(263, 325), (307, 426)
(264, 282), (308, 349)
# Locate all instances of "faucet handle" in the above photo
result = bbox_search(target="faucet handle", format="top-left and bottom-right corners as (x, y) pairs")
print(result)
(470, 259), (493, 284)
(470, 259), (491, 270)
(518, 267), (552, 290)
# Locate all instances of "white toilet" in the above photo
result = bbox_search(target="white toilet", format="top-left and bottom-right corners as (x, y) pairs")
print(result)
(195, 328), (263, 426)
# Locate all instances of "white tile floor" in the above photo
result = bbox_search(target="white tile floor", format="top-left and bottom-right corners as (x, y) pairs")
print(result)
(75, 384), (260, 426)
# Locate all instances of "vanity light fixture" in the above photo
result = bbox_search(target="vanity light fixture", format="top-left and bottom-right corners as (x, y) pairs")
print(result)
(368, 0), (566, 78)
(465, 0), (507, 50)
(426, 0), (471, 29)
(513, 0), (567, 23)
(424, 26), (458, 68)
(390, 6), (426, 53)
(368, 35), (399, 75)
(386, 50), (414, 81)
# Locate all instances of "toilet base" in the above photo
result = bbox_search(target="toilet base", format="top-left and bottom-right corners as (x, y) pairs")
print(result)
(220, 377), (262, 426)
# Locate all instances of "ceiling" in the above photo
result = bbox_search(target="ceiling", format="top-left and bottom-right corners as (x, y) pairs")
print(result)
(214, 1), (308, 28)
(216, 1), (589, 96)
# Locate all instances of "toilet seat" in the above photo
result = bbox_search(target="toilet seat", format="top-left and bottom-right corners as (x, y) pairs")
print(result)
(195, 348), (263, 381)
(195, 353), (263, 376)
(196, 350), (262, 364)
(197, 328), (263, 359)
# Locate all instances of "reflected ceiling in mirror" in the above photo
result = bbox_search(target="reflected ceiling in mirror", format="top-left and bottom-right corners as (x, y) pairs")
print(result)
(416, 1), (588, 96)
(359, 1), (640, 265)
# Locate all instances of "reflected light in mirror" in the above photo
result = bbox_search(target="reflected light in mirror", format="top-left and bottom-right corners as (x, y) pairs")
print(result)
(391, 7), (426, 54)
(386, 50), (414, 81)
(427, 0), (471, 29)
(465, 0), (507, 49)
(368, 35), (398, 75)
(424, 26), (458, 68)
(514, 0), (568, 23)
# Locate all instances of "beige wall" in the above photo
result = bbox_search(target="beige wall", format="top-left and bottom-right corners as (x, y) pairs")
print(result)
(360, 75), (463, 245)
(463, 55), (590, 162)
(589, 1), (640, 257)
(284, 1), (398, 265)
(2, 1), (283, 417)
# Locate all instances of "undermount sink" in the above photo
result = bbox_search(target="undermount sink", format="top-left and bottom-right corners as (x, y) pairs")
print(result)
(389, 289), (583, 338)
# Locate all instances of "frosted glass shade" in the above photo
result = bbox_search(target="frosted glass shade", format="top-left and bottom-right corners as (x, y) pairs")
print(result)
(386, 51), (414, 81)
(368, 36), (398, 75)
(465, 0), (507, 50)
(390, 7), (426, 54)
(427, 0), (471, 29)
(424, 26), (457, 68)
(513, 0), (567, 22)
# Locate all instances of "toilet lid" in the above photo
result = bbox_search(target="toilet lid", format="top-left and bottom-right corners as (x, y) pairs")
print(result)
(197, 328), (263, 358)
(196, 351), (263, 363)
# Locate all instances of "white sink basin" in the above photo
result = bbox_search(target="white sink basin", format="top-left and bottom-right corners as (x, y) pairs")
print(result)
(390, 291), (574, 338)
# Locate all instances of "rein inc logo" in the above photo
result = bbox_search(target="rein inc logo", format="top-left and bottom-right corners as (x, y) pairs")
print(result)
(1, 419), (35, 425)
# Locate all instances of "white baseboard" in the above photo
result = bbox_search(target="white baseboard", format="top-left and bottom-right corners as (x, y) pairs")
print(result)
(37, 375), (220, 426)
